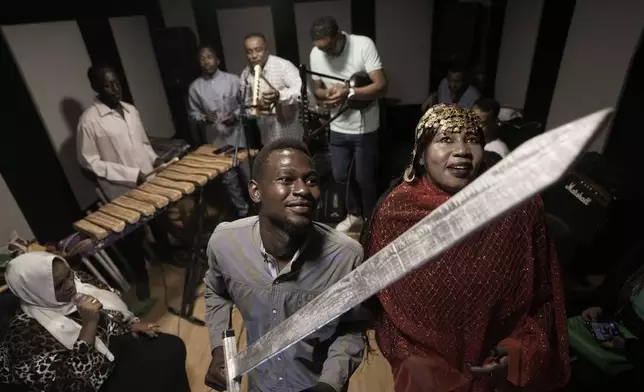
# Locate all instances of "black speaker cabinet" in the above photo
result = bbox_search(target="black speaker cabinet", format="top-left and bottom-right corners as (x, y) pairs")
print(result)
(542, 152), (635, 274)
(543, 169), (612, 248)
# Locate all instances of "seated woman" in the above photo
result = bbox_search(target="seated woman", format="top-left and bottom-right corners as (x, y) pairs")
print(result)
(362, 104), (570, 392)
(0, 252), (190, 392)
(573, 241), (644, 382)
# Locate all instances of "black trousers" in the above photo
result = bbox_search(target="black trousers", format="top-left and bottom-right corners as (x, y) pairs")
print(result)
(117, 210), (193, 285)
(100, 333), (190, 392)
(117, 228), (149, 288)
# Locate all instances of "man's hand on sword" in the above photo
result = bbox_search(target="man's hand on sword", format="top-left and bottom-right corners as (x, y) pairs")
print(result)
(205, 346), (227, 391)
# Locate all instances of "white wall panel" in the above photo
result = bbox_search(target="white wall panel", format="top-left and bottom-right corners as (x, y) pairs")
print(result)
(2, 22), (97, 209)
(495, 0), (544, 109)
(217, 6), (276, 76)
(294, 0), (352, 67)
(110, 16), (175, 139)
(547, 0), (644, 152)
(0, 173), (34, 243)
(375, 0), (433, 105)
(159, 0), (198, 36)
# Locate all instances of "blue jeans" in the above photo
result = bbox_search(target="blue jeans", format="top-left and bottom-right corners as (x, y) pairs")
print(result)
(329, 130), (379, 219)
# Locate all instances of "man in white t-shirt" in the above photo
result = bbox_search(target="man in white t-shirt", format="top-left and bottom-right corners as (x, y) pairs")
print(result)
(309, 16), (388, 232)
(472, 97), (509, 166)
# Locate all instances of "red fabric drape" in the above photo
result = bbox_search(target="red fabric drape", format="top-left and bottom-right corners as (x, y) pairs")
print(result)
(364, 176), (570, 392)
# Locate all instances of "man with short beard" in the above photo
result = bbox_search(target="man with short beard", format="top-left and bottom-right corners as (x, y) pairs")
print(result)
(203, 138), (369, 392)
(240, 33), (303, 146)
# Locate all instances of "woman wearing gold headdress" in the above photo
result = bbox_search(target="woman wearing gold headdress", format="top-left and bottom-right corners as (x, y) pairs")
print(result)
(362, 104), (570, 392)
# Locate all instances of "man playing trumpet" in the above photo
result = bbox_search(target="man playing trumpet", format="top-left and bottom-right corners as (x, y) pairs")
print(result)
(240, 32), (303, 146)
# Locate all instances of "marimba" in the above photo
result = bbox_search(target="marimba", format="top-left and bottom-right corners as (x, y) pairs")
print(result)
(73, 146), (256, 240)
(67, 146), (257, 324)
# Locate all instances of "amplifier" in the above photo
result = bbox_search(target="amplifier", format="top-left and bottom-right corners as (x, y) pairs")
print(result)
(542, 163), (616, 248)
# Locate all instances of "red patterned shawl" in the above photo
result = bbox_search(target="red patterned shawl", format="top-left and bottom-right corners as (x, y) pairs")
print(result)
(364, 176), (570, 392)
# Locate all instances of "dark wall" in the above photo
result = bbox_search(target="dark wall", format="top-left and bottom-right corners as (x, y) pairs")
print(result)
(0, 0), (165, 242)
(522, 0), (576, 125)
(604, 27), (644, 194)
(429, 0), (506, 96)
(192, 0), (299, 70)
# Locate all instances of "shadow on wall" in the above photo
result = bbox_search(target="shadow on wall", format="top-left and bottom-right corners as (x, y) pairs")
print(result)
(59, 97), (98, 209)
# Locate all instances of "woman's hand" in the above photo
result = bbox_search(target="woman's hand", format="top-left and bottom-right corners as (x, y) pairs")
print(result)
(581, 306), (603, 322)
(77, 294), (102, 324)
(130, 321), (161, 338)
(601, 336), (626, 350)
(470, 346), (509, 377)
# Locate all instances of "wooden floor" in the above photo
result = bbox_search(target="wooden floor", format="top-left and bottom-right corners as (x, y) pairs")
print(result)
(138, 263), (395, 392)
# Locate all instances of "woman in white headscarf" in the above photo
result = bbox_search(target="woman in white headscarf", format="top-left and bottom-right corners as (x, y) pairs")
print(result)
(0, 252), (190, 392)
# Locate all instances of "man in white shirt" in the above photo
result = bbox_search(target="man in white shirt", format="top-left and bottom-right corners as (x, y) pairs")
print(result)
(472, 97), (509, 161)
(77, 65), (165, 309)
(421, 61), (481, 112)
(309, 16), (388, 232)
(188, 44), (250, 218)
(240, 33), (303, 146)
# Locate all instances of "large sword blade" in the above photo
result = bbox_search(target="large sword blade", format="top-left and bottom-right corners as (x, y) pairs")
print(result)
(228, 108), (612, 380)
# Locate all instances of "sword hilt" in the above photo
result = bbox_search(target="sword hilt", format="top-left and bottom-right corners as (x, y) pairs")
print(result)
(223, 329), (241, 392)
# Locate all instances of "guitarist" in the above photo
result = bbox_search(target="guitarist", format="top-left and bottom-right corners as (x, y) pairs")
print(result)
(309, 16), (388, 233)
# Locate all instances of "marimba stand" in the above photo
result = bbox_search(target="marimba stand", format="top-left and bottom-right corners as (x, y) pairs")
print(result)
(168, 101), (250, 326)
(167, 184), (209, 326)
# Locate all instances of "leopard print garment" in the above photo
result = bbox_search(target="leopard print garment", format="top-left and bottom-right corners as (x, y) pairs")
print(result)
(0, 272), (131, 392)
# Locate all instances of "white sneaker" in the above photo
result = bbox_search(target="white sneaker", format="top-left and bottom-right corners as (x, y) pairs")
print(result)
(335, 214), (364, 233)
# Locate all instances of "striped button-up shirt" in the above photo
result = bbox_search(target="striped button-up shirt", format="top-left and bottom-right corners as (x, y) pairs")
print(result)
(204, 216), (369, 392)
(241, 55), (304, 145)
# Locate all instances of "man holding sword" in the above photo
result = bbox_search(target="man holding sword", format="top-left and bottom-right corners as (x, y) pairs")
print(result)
(204, 138), (370, 392)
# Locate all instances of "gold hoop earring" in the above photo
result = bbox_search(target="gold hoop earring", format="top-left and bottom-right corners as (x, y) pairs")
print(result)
(403, 166), (415, 183)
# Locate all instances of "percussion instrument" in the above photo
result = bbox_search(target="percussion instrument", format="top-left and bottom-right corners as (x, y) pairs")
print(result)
(298, 64), (375, 144)
(345, 71), (374, 111)
(72, 146), (258, 240)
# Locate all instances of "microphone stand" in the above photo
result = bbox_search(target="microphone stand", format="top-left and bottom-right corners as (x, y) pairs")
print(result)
(232, 81), (249, 167)
(298, 64), (355, 142)
(300, 64), (312, 140)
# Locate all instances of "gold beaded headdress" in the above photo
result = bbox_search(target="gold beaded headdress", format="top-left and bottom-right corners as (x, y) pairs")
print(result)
(403, 104), (484, 183)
